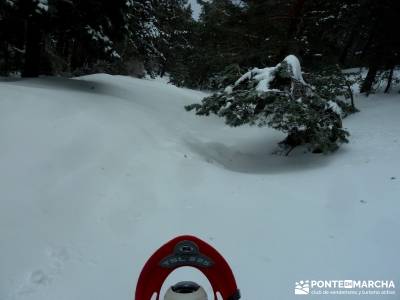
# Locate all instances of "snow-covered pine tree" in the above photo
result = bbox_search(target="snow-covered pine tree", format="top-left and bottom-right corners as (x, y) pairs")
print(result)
(304, 65), (359, 116)
(70, 0), (131, 71)
(123, 1), (160, 62)
(186, 55), (349, 154)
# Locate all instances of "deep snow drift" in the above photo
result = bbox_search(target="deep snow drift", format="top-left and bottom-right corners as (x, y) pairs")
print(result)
(0, 75), (399, 300)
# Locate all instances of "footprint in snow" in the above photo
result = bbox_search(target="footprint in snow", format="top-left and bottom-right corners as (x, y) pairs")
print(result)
(30, 270), (51, 285)
(15, 247), (70, 297)
(16, 269), (51, 296)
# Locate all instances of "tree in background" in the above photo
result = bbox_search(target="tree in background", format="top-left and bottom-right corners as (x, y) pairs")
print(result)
(358, 0), (400, 94)
(0, 0), (191, 77)
(170, 0), (400, 94)
(0, 0), (23, 75)
(152, 0), (193, 77)
(0, 0), (399, 90)
(170, 0), (245, 87)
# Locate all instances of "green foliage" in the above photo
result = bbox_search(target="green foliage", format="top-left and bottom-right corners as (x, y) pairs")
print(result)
(304, 65), (360, 116)
(152, 0), (194, 76)
(208, 64), (244, 90)
(186, 56), (350, 154)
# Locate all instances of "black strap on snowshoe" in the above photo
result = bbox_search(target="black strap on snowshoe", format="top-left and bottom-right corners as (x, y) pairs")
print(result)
(228, 289), (241, 300)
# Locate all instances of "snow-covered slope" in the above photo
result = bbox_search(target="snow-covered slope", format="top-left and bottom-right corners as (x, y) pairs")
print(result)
(0, 75), (399, 300)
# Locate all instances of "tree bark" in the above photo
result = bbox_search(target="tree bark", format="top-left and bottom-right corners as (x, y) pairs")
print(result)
(384, 66), (394, 93)
(360, 64), (378, 95)
(3, 42), (9, 75)
(339, 29), (356, 65)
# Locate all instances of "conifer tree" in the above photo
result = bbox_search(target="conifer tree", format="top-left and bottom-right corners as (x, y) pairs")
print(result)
(152, 0), (193, 76)
(186, 55), (349, 154)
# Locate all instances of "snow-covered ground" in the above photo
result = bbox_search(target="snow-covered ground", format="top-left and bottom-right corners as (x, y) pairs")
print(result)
(0, 75), (399, 300)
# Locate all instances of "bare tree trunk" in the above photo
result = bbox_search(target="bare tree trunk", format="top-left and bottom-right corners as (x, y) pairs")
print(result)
(70, 40), (82, 72)
(384, 66), (394, 93)
(160, 63), (167, 77)
(339, 29), (356, 65)
(360, 64), (378, 95)
(3, 42), (9, 75)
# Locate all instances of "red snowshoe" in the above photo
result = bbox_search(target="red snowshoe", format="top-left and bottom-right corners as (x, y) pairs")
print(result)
(135, 235), (241, 300)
